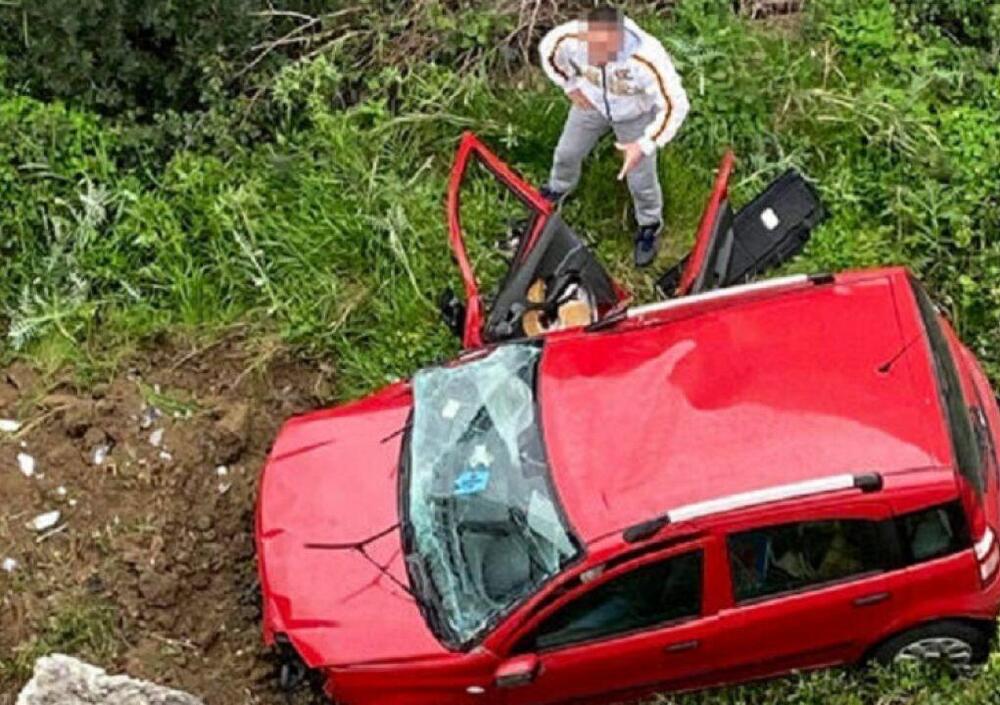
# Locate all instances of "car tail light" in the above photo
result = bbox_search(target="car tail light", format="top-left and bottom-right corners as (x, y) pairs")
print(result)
(974, 527), (1000, 584)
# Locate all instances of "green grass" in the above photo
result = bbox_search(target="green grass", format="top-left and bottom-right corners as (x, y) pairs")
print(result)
(664, 656), (1000, 705)
(0, 598), (122, 685)
(2, 0), (997, 397)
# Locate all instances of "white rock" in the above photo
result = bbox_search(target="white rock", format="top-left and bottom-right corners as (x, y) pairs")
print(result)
(17, 653), (204, 705)
(28, 511), (60, 532)
(215, 465), (228, 477)
(158, 451), (173, 462)
(0, 418), (21, 433)
(139, 406), (161, 430)
(149, 428), (164, 447)
(17, 452), (36, 478)
(2, 557), (17, 573)
(56, 486), (67, 497)
(92, 443), (110, 466)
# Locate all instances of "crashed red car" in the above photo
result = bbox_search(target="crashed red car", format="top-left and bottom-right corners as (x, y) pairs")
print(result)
(256, 133), (1000, 705)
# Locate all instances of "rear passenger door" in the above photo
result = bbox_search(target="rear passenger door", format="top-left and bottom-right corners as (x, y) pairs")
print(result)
(714, 501), (899, 682)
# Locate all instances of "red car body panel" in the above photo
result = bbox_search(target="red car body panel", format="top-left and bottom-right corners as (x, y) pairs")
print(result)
(675, 150), (735, 296)
(256, 136), (1000, 704)
(256, 382), (453, 667)
(540, 271), (951, 543)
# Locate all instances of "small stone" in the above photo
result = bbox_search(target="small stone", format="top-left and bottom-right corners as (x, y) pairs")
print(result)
(92, 444), (111, 466)
(0, 418), (21, 433)
(149, 428), (164, 447)
(28, 510), (60, 531)
(139, 406), (161, 430)
(215, 465), (228, 477)
(56, 486), (67, 497)
(2, 557), (17, 573)
(17, 452), (35, 478)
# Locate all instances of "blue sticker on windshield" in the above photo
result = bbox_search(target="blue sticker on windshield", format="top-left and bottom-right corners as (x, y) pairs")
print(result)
(454, 465), (491, 496)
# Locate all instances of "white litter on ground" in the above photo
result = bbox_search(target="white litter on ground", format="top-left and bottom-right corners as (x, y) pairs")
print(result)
(159, 451), (173, 462)
(215, 465), (228, 477)
(149, 428), (164, 447)
(56, 486), (67, 497)
(92, 443), (110, 466)
(17, 452), (36, 477)
(0, 418), (21, 433)
(28, 511), (60, 532)
(139, 406), (161, 430)
(2, 557), (17, 573)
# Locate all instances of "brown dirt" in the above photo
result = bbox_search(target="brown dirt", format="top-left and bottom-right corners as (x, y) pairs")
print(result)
(0, 334), (334, 703)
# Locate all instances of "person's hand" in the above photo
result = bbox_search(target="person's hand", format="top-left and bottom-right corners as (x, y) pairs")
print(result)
(615, 142), (644, 180)
(567, 88), (595, 111)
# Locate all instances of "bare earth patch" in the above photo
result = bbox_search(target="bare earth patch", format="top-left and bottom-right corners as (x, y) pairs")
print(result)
(0, 335), (332, 704)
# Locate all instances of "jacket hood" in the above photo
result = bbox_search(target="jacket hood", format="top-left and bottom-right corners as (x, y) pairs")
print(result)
(619, 17), (643, 59)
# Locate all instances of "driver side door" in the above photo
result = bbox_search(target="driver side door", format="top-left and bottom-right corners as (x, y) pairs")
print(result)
(445, 132), (628, 349)
(497, 540), (723, 705)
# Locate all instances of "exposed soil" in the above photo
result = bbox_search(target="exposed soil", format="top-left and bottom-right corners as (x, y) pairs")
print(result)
(0, 334), (334, 703)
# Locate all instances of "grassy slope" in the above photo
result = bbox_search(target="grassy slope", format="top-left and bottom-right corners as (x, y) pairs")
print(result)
(2, 0), (998, 396)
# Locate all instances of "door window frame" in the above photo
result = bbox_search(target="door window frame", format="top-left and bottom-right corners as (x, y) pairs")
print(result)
(725, 516), (898, 607)
(503, 539), (710, 656)
(709, 494), (897, 609)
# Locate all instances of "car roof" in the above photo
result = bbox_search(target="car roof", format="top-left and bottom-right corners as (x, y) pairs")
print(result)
(539, 269), (955, 544)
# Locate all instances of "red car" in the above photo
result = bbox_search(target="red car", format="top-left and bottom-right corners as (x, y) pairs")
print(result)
(256, 134), (1000, 705)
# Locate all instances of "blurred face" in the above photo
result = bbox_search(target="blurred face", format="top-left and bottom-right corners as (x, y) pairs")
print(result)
(585, 20), (622, 65)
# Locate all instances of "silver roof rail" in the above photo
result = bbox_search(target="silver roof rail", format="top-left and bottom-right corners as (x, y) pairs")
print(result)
(623, 472), (883, 543)
(627, 274), (814, 321)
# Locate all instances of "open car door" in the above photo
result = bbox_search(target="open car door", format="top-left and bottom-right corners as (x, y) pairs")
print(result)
(443, 132), (629, 349)
(658, 152), (827, 298)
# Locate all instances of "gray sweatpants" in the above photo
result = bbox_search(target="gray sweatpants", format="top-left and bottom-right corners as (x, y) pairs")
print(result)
(547, 106), (663, 226)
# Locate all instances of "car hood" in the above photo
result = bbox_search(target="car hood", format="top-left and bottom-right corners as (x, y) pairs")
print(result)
(256, 382), (449, 667)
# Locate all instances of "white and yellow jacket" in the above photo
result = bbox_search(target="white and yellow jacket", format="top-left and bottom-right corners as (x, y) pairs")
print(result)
(539, 17), (690, 155)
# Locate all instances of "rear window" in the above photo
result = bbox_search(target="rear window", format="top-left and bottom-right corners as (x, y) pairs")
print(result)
(727, 504), (971, 604)
(910, 278), (982, 491)
(897, 502), (969, 565)
(728, 519), (888, 603)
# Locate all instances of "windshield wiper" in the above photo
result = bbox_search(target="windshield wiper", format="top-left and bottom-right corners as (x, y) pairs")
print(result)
(404, 551), (451, 640)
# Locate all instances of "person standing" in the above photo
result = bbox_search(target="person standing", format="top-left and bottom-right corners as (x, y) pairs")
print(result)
(538, 6), (690, 267)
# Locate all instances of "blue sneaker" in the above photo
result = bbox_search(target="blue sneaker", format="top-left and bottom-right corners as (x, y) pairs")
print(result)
(634, 222), (663, 268)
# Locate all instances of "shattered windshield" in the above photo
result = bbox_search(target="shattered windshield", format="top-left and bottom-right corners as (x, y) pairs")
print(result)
(403, 344), (580, 647)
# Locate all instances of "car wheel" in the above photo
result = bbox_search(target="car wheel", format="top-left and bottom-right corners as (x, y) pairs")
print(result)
(870, 620), (991, 674)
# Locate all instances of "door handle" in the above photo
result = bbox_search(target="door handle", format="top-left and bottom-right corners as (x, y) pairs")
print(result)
(853, 592), (891, 607)
(663, 640), (700, 654)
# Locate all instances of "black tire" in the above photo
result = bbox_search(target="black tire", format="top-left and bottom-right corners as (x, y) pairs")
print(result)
(869, 620), (992, 672)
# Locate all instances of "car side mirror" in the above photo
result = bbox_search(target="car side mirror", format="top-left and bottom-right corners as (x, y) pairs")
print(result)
(494, 654), (539, 689)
